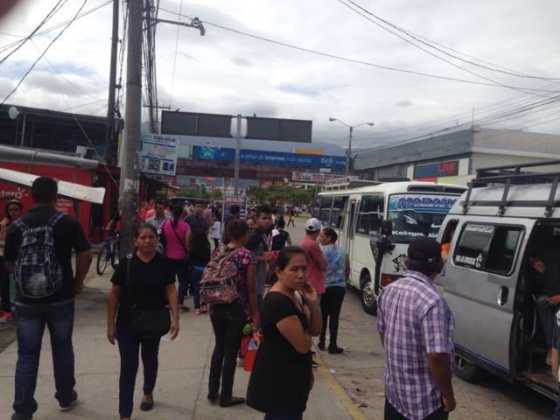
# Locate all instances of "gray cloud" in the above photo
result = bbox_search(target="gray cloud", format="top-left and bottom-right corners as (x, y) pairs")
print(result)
(395, 99), (413, 108)
(277, 84), (320, 98)
(231, 57), (252, 67)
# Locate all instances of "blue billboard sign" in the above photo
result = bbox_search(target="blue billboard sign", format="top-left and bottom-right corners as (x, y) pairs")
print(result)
(193, 146), (345, 170)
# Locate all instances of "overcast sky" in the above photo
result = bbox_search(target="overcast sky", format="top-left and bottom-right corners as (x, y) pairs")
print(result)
(1, 0), (559, 150)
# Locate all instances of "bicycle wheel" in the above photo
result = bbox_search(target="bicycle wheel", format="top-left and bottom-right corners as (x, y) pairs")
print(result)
(96, 244), (109, 275)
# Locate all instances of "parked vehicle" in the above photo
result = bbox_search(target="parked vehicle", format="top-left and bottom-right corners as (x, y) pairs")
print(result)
(437, 160), (560, 400)
(317, 181), (465, 315)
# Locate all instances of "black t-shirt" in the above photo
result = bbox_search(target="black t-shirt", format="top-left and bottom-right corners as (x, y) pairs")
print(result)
(535, 261), (560, 297)
(271, 230), (290, 251)
(186, 214), (209, 235)
(111, 253), (174, 326)
(247, 291), (313, 414)
(4, 206), (90, 304)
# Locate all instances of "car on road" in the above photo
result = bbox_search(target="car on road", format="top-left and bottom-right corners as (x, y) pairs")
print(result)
(437, 160), (560, 400)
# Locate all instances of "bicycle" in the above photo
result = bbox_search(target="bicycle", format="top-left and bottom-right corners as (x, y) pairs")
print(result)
(96, 233), (120, 275)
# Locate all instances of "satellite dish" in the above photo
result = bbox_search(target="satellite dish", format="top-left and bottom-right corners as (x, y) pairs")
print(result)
(8, 106), (19, 120)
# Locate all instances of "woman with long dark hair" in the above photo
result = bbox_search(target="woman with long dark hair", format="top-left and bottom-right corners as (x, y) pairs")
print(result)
(107, 223), (179, 420)
(207, 219), (258, 407)
(162, 204), (191, 311)
(247, 246), (322, 420)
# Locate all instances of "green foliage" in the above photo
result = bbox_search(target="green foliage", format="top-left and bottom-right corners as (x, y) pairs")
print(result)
(246, 185), (319, 207)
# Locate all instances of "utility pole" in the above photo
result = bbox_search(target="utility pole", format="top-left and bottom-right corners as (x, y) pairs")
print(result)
(104, 0), (120, 165)
(118, 0), (143, 256)
(234, 114), (242, 196)
(346, 126), (353, 177)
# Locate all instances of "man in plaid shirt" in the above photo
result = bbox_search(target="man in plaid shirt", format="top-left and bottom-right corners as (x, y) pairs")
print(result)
(378, 238), (456, 420)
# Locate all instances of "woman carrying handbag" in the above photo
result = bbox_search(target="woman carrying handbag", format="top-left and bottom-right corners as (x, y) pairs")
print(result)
(107, 223), (179, 420)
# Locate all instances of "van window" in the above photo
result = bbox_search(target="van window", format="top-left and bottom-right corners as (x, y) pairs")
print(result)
(454, 224), (523, 275)
(357, 195), (384, 235)
(331, 196), (348, 228)
(318, 196), (333, 226)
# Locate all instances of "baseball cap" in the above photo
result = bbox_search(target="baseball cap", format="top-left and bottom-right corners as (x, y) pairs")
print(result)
(407, 238), (442, 264)
(305, 218), (322, 232)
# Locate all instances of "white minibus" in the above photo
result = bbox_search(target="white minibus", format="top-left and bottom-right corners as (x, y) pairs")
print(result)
(317, 181), (465, 315)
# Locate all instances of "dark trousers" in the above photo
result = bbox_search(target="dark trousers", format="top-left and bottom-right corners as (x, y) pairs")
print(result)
(117, 326), (161, 418)
(170, 259), (190, 305)
(0, 261), (11, 312)
(213, 238), (220, 249)
(536, 296), (560, 346)
(13, 300), (76, 418)
(191, 266), (204, 309)
(384, 399), (448, 420)
(320, 287), (346, 347)
(264, 413), (303, 420)
(209, 302), (246, 401)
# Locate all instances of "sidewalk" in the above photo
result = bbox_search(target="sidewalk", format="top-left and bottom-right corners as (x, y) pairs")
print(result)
(0, 273), (360, 420)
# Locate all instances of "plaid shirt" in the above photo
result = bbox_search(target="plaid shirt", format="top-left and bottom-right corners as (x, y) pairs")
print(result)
(377, 271), (454, 420)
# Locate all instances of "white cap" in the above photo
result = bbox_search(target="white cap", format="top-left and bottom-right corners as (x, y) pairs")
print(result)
(305, 218), (322, 232)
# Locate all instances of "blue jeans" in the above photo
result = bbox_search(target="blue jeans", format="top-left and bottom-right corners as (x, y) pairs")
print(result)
(191, 265), (204, 309)
(117, 325), (161, 418)
(13, 300), (76, 417)
(264, 413), (303, 420)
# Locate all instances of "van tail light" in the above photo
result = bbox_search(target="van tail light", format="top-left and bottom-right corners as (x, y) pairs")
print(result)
(381, 273), (401, 286)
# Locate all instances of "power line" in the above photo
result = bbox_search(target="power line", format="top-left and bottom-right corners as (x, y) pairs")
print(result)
(1, 0), (89, 105)
(341, 0), (560, 82)
(0, 0), (68, 65)
(157, 7), (559, 94)
(169, 0), (184, 107)
(0, 0), (111, 55)
(336, 0), (556, 96)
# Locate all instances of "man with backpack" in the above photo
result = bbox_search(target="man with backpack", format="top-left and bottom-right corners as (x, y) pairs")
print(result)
(4, 177), (92, 420)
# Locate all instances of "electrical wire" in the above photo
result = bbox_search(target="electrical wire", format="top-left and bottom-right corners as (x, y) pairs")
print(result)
(1, 0), (89, 105)
(341, 0), (560, 81)
(157, 7), (559, 94)
(0, 0), (111, 55)
(0, 0), (68, 65)
(169, 0), (184, 107)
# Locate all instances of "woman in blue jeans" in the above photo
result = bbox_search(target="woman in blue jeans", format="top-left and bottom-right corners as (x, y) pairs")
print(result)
(107, 224), (179, 420)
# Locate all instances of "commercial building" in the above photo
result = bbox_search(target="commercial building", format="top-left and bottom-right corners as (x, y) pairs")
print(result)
(354, 127), (560, 185)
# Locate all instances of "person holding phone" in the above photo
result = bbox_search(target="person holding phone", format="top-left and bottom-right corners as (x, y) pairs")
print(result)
(247, 246), (322, 420)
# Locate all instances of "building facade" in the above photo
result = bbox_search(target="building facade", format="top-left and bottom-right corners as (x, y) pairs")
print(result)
(354, 128), (560, 185)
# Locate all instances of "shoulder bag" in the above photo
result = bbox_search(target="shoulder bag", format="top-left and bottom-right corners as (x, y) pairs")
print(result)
(126, 256), (171, 339)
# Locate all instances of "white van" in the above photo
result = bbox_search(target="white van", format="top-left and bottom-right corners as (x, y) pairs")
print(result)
(437, 160), (560, 399)
(317, 181), (465, 315)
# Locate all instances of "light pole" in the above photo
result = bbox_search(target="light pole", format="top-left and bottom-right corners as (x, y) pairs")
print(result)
(329, 118), (374, 176)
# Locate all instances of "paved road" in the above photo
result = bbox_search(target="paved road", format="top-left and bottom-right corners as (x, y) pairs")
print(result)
(287, 223), (556, 419)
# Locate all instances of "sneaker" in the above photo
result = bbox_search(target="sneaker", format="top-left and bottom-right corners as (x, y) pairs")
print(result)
(318, 341), (325, 351)
(59, 390), (78, 412)
(140, 394), (154, 411)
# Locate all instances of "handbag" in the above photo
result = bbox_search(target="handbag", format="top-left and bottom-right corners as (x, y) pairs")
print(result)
(125, 256), (171, 339)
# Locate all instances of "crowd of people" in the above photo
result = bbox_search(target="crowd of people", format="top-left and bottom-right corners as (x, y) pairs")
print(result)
(1, 176), (527, 420)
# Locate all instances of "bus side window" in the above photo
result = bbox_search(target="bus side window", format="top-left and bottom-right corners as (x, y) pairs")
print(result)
(357, 195), (384, 235)
(319, 196), (333, 226)
(331, 196), (348, 229)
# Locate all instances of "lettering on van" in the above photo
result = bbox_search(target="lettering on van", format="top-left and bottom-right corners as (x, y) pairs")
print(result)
(392, 254), (407, 272)
(389, 195), (457, 212)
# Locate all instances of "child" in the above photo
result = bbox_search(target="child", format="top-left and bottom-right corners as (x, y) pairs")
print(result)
(271, 219), (291, 251)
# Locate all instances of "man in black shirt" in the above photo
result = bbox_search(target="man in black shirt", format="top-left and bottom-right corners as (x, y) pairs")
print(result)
(5, 177), (92, 420)
(186, 199), (209, 235)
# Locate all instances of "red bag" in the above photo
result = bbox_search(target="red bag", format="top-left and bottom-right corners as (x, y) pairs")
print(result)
(243, 334), (260, 372)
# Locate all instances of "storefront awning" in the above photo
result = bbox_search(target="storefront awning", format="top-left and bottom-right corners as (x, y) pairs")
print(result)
(0, 168), (105, 204)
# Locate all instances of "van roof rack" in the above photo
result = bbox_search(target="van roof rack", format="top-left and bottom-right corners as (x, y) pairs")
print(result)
(462, 160), (560, 217)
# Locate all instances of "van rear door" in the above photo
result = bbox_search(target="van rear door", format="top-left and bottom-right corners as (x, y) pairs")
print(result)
(441, 217), (534, 374)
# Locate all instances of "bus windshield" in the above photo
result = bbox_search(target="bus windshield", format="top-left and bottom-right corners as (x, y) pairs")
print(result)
(387, 193), (459, 244)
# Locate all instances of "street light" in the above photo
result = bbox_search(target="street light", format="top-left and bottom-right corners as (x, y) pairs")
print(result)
(329, 118), (374, 176)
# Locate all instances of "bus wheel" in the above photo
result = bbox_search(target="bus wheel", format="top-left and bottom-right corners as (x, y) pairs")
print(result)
(453, 354), (484, 382)
(360, 272), (377, 316)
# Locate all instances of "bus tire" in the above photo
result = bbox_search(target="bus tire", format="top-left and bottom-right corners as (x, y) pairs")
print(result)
(453, 354), (484, 383)
(360, 271), (377, 316)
